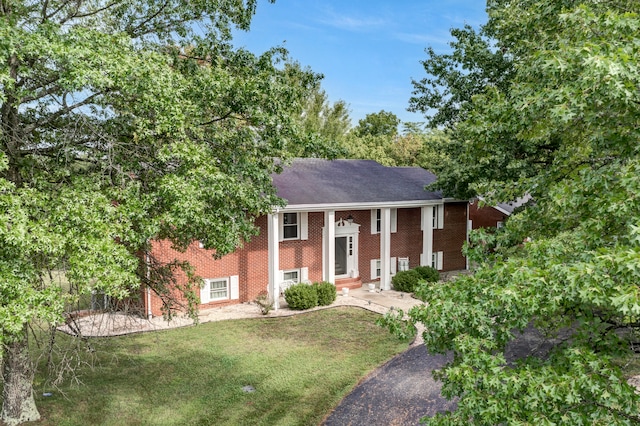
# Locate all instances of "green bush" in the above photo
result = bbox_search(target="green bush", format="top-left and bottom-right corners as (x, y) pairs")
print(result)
(314, 282), (337, 306)
(413, 266), (440, 283)
(284, 283), (318, 310)
(391, 269), (421, 293)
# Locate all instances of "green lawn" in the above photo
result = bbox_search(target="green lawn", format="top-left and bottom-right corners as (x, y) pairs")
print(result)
(30, 307), (409, 426)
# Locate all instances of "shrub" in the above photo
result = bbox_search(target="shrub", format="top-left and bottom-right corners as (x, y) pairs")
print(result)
(254, 291), (273, 315)
(413, 266), (440, 283)
(284, 283), (318, 310)
(391, 269), (420, 293)
(314, 282), (337, 306)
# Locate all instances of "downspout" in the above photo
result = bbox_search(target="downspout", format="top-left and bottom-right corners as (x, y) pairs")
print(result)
(466, 202), (470, 270)
(145, 250), (152, 319)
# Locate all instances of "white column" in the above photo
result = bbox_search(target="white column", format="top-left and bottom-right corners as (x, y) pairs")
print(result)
(421, 206), (433, 267)
(324, 210), (335, 284)
(380, 207), (391, 290)
(267, 212), (280, 310)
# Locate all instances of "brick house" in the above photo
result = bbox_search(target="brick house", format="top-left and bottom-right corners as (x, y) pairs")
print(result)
(144, 159), (468, 317)
(468, 196), (531, 230)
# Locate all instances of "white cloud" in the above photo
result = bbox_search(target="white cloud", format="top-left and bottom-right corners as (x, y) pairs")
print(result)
(393, 32), (452, 47)
(317, 8), (389, 32)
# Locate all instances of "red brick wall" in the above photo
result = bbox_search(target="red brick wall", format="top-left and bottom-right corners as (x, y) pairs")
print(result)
(469, 202), (507, 229)
(148, 215), (270, 316)
(433, 202), (468, 271)
(391, 208), (424, 270)
(147, 205), (469, 316)
(279, 212), (324, 282)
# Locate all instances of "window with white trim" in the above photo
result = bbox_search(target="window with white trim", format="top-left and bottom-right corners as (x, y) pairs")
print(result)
(433, 205), (444, 229)
(283, 269), (300, 283)
(371, 209), (398, 234)
(431, 251), (444, 270)
(370, 259), (382, 279)
(201, 277), (229, 303)
(282, 212), (298, 239)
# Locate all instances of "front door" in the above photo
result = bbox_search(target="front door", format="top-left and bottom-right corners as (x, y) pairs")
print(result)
(325, 217), (360, 281)
(335, 236), (348, 275)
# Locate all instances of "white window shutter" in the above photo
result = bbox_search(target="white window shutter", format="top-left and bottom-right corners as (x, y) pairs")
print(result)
(437, 252), (444, 270)
(230, 275), (239, 300)
(278, 213), (284, 242)
(390, 257), (397, 275)
(437, 205), (445, 229)
(300, 212), (308, 240)
(391, 209), (397, 233)
(370, 209), (377, 234)
(200, 280), (210, 304)
(301, 267), (309, 283)
(370, 259), (378, 279)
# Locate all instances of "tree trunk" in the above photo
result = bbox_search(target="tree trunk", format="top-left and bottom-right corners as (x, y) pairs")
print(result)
(1, 328), (40, 426)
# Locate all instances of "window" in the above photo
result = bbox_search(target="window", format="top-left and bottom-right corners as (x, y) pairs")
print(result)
(209, 279), (228, 300)
(201, 276), (238, 303)
(431, 252), (444, 270)
(370, 259), (381, 279)
(201, 278), (229, 303)
(496, 221), (504, 229)
(282, 212), (298, 239)
(433, 205), (444, 229)
(283, 269), (300, 283)
(398, 257), (410, 272)
(370, 208), (398, 234)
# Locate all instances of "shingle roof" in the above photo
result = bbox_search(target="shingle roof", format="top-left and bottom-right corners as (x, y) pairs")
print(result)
(272, 159), (441, 207)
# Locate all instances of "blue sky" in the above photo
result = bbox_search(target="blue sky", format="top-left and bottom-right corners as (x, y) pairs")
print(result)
(233, 0), (488, 127)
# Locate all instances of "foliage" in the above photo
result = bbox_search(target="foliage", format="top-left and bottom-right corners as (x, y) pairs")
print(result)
(353, 110), (400, 137)
(32, 308), (409, 425)
(253, 291), (273, 315)
(391, 1), (640, 424)
(284, 283), (318, 310)
(376, 308), (417, 341)
(343, 127), (449, 172)
(289, 62), (351, 153)
(391, 270), (421, 293)
(314, 281), (337, 306)
(413, 266), (440, 283)
(0, 0), (333, 423)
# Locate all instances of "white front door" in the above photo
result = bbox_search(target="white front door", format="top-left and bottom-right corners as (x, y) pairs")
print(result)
(334, 219), (359, 279)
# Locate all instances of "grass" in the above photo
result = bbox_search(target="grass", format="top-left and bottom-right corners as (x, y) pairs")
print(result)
(29, 307), (409, 426)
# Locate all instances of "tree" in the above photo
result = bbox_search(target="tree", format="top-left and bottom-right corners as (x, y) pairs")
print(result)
(343, 120), (449, 172)
(388, 128), (450, 173)
(293, 64), (351, 151)
(0, 1), (326, 423)
(382, 1), (640, 424)
(353, 110), (400, 138)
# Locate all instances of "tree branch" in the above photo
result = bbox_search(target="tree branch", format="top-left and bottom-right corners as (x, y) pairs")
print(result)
(22, 91), (105, 136)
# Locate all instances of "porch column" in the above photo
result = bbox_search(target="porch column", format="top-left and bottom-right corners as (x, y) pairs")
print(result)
(380, 207), (391, 290)
(323, 210), (335, 284)
(421, 206), (433, 267)
(267, 212), (280, 310)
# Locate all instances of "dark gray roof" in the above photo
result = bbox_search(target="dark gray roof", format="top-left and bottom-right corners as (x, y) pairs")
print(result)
(495, 195), (532, 215)
(272, 159), (441, 206)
